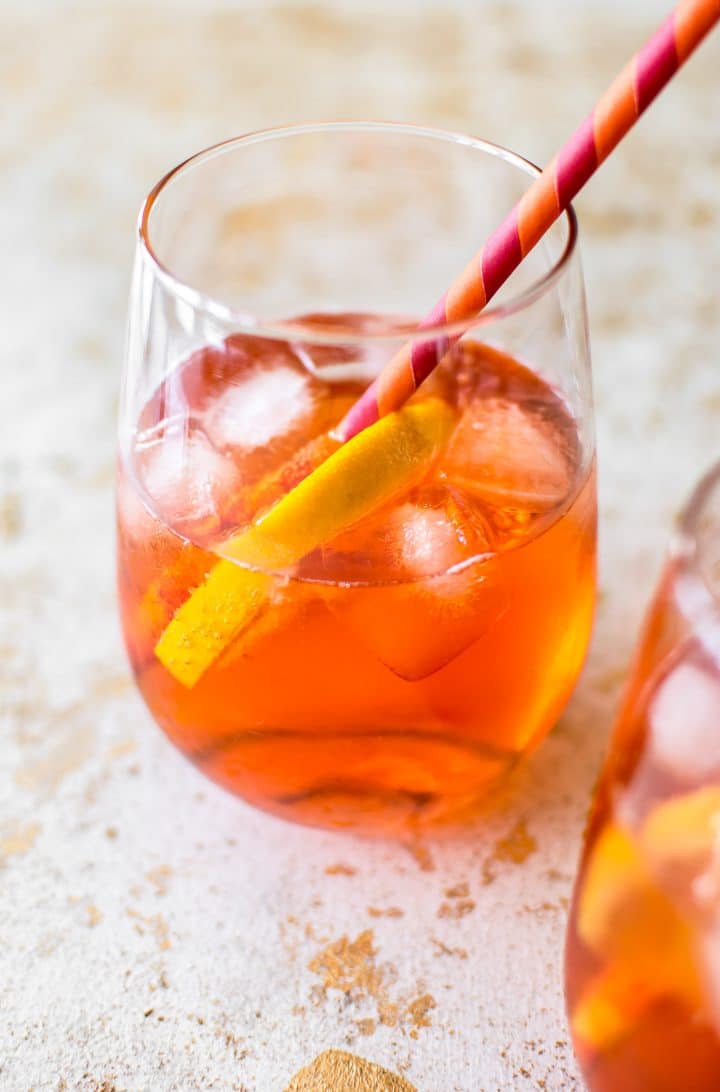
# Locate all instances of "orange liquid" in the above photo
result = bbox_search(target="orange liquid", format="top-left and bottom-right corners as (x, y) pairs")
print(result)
(117, 321), (596, 832)
(565, 573), (720, 1090)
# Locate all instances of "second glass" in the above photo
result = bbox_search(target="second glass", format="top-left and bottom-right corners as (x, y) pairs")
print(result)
(566, 462), (720, 1090)
(117, 123), (597, 832)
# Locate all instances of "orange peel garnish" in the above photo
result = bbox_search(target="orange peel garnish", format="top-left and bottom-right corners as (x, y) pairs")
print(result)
(154, 398), (455, 687)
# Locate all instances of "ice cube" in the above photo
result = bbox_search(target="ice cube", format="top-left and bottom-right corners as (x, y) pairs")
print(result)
(314, 485), (492, 584)
(326, 558), (504, 680)
(321, 487), (502, 680)
(395, 496), (489, 578)
(204, 365), (312, 452)
(138, 330), (367, 533)
(200, 357), (363, 520)
(440, 396), (572, 512)
(139, 423), (239, 539)
(649, 659), (720, 783)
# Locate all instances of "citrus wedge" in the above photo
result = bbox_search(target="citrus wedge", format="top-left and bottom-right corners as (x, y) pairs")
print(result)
(641, 786), (720, 887)
(571, 965), (661, 1054)
(154, 398), (455, 687)
(577, 822), (695, 972)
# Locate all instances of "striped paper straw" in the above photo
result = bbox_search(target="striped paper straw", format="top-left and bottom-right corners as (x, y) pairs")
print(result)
(337, 0), (720, 442)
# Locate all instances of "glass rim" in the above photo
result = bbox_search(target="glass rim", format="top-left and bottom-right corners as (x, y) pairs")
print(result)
(138, 120), (579, 346)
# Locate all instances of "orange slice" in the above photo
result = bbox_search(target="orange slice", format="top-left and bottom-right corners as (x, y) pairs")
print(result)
(571, 965), (661, 1054)
(577, 822), (696, 973)
(576, 821), (703, 1042)
(577, 824), (651, 957)
(641, 786), (720, 889)
(155, 398), (455, 687)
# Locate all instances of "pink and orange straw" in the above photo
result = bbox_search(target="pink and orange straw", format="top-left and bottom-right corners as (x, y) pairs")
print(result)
(337, 0), (720, 442)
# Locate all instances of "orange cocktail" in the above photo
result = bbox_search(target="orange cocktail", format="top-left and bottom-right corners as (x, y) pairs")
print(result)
(118, 124), (596, 831)
(118, 322), (595, 830)
(565, 463), (720, 1091)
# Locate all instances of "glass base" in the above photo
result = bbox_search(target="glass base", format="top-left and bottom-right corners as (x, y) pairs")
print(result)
(189, 731), (519, 834)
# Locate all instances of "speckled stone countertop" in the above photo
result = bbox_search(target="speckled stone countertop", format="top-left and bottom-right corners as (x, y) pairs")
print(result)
(1, 2), (719, 1089)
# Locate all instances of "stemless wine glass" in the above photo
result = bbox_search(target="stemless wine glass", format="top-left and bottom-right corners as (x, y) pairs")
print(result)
(117, 122), (597, 834)
(565, 460), (720, 1091)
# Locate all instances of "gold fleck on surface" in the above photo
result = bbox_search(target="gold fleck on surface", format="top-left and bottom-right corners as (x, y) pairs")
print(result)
(284, 1049), (417, 1091)
(406, 993), (436, 1029)
(0, 493), (21, 540)
(438, 879), (475, 918)
(87, 674), (133, 701)
(483, 819), (538, 883)
(14, 724), (94, 792)
(367, 906), (404, 919)
(403, 840), (435, 872)
(355, 1018), (377, 1036)
(86, 905), (103, 927)
(431, 938), (468, 960)
(377, 1001), (400, 1028)
(324, 863), (357, 876)
(0, 821), (41, 859)
(308, 930), (434, 1036)
(107, 738), (138, 759)
(146, 865), (173, 895)
(437, 898), (475, 919)
(127, 909), (172, 951)
(522, 899), (568, 918)
(308, 930), (383, 999)
(495, 820), (538, 864)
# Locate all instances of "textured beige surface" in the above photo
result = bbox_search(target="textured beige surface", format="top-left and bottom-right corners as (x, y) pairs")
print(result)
(1, 1), (719, 1089)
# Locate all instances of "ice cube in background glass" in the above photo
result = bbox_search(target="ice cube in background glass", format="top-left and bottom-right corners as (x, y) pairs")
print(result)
(204, 366), (311, 452)
(440, 396), (572, 512)
(649, 656), (720, 783)
(322, 486), (502, 680)
(139, 422), (239, 539)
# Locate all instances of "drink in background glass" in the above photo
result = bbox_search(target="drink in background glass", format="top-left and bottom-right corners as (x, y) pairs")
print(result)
(117, 123), (597, 832)
(565, 462), (720, 1090)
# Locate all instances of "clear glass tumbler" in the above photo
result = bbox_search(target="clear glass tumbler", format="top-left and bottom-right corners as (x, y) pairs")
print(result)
(117, 122), (597, 833)
(566, 461), (720, 1090)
